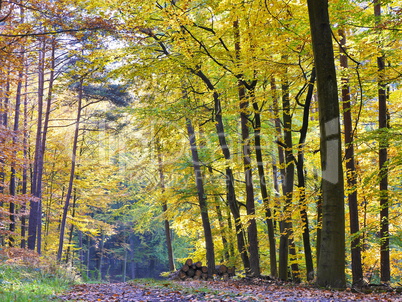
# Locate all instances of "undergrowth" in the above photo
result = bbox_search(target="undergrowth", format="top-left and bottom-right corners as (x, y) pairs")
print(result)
(0, 247), (80, 302)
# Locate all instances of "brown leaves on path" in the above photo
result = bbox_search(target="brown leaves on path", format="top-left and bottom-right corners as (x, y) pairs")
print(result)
(57, 279), (402, 302)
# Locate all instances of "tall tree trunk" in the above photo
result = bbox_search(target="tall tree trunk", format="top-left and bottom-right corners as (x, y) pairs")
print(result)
(186, 117), (215, 274)
(374, 0), (390, 284)
(28, 38), (46, 251)
(36, 38), (56, 254)
(9, 59), (24, 246)
(194, 70), (250, 271)
(156, 141), (175, 271)
(252, 98), (277, 277)
(296, 68), (316, 281)
(21, 69), (29, 249)
(57, 79), (83, 262)
(234, 19), (260, 277)
(307, 0), (346, 288)
(339, 29), (364, 286)
(278, 73), (298, 281)
(272, 77), (289, 280)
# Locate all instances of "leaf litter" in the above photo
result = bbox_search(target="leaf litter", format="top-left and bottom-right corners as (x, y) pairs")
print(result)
(56, 278), (402, 301)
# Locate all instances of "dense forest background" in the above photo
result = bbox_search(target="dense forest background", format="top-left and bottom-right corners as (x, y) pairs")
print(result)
(0, 0), (401, 287)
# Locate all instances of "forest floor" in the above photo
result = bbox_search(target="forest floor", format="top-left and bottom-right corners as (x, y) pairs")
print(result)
(56, 278), (402, 302)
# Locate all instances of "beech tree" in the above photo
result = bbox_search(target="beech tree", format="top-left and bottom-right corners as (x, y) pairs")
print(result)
(307, 0), (346, 288)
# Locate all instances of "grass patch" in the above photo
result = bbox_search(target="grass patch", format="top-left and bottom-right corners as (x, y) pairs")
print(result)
(0, 248), (80, 302)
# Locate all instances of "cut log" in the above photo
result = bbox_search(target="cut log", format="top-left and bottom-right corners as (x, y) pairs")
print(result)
(187, 268), (195, 278)
(179, 271), (187, 280)
(195, 261), (202, 269)
(216, 264), (228, 275)
(185, 258), (193, 266)
(171, 261), (234, 281)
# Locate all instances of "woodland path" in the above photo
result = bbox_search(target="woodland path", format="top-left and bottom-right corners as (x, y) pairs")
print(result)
(56, 279), (402, 301)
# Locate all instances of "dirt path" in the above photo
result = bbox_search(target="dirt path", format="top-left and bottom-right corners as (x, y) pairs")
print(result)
(57, 280), (402, 301)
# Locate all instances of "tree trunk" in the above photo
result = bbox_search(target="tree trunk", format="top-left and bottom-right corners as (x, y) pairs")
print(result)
(278, 73), (298, 281)
(194, 69), (250, 271)
(66, 192), (78, 264)
(374, 0), (390, 284)
(21, 70), (29, 249)
(234, 19), (260, 277)
(156, 141), (175, 271)
(185, 117), (215, 275)
(97, 231), (105, 281)
(28, 38), (46, 251)
(9, 58), (24, 246)
(253, 98), (277, 277)
(57, 79), (83, 262)
(307, 0), (346, 288)
(215, 200), (230, 262)
(296, 68), (316, 281)
(339, 29), (364, 286)
(36, 37), (56, 254)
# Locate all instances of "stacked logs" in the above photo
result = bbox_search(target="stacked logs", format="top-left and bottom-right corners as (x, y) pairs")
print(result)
(172, 258), (235, 281)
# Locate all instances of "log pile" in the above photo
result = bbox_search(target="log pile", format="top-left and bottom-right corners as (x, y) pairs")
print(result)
(170, 259), (235, 281)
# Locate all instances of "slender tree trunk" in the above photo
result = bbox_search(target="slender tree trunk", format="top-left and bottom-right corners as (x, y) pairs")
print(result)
(156, 141), (175, 271)
(186, 117), (215, 274)
(252, 98), (277, 277)
(9, 60), (24, 246)
(194, 70), (250, 271)
(307, 0), (346, 288)
(339, 29), (364, 286)
(233, 19), (260, 277)
(21, 70), (29, 249)
(66, 192), (78, 264)
(28, 38), (46, 251)
(57, 80), (83, 262)
(278, 73), (298, 281)
(215, 201), (230, 262)
(97, 231), (105, 281)
(296, 68), (316, 281)
(374, 0), (390, 283)
(35, 38), (56, 254)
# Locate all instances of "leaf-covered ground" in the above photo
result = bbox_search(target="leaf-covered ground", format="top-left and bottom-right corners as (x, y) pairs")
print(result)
(57, 279), (402, 301)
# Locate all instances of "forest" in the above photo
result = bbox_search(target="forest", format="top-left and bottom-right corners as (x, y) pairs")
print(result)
(0, 0), (401, 290)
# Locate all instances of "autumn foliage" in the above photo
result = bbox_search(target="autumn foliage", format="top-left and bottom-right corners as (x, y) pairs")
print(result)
(0, 0), (401, 290)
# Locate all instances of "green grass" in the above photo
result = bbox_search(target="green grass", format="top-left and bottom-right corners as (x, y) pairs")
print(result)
(0, 262), (78, 302)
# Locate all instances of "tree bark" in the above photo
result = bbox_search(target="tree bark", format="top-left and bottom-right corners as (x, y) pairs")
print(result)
(279, 73), (298, 281)
(374, 0), (390, 283)
(296, 68), (316, 281)
(28, 38), (46, 251)
(339, 29), (364, 286)
(194, 70), (250, 272)
(185, 117), (215, 274)
(9, 58), (24, 246)
(307, 0), (346, 288)
(57, 79), (83, 262)
(234, 19), (260, 277)
(156, 141), (175, 271)
(253, 98), (277, 277)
